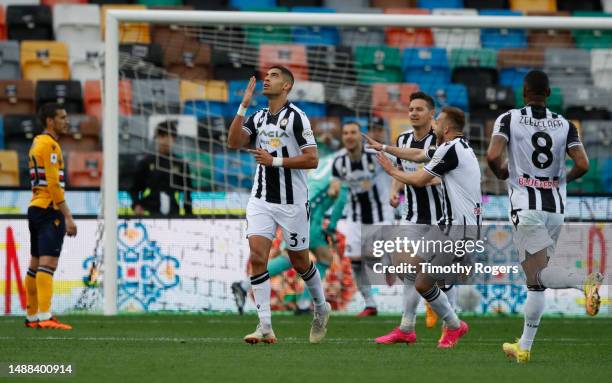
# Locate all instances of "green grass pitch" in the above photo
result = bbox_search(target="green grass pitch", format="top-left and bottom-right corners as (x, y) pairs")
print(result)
(1, 314), (611, 383)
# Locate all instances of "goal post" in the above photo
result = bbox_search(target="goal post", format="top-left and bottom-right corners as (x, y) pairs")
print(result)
(102, 10), (612, 315)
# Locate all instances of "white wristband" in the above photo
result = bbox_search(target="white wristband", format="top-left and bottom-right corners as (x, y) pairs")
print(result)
(272, 157), (283, 167)
(237, 104), (247, 117)
(381, 145), (387, 152)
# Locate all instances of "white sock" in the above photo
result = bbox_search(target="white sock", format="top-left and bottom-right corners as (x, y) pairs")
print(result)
(299, 262), (328, 313)
(519, 290), (545, 351)
(352, 260), (376, 308)
(422, 286), (460, 330)
(444, 286), (458, 311)
(538, 266), (584, 290)
(250, 271), (272, 330)
(240, 279), (250, 292)
(26, 314), (38, 322)
(37, 312), (51, 321)
(399, 278), (420, 332)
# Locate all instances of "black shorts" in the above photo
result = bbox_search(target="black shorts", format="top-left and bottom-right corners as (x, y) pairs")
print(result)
(28, 206), (66, 257)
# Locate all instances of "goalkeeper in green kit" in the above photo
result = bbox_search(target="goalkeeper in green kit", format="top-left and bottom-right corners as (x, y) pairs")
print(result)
(231, 154), (348, 314)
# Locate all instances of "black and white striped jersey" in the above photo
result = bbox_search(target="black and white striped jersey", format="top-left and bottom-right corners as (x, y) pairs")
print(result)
(242, 102), (317, 205)
(424, 137), (482, 226)
(331, 148), (393, 224)
(492, 105), (582, 214)
(396, 129), (443, 225)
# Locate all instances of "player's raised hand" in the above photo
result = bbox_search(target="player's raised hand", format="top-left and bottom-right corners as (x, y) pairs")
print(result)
(376, 152), (394, 174)
(362, 133), (383, 151)
(248, 148), (274, 166)
(241, 76), (257, 108)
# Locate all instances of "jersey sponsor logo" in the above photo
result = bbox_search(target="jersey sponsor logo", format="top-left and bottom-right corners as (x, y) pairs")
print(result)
(518, 176), (559, 189)
(257, 129), (290, 138)
(519, 116), (563, 130)
(269, 138), (281, 148)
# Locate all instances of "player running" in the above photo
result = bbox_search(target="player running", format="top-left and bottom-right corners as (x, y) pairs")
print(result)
(24, 103), (77, 330)
(487, 70), (601, 363)
(377, 107), (480, 349)
(230, 153), (347, 315)
(363, 92), (458, 344)
(329, 122), (394, 317)
(228, 67), (330, 344)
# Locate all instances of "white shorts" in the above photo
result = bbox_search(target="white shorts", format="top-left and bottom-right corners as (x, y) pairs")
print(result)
(512, 210), (563, 258)
(340, 219), (392, 259)
(246, 198), (310, 251)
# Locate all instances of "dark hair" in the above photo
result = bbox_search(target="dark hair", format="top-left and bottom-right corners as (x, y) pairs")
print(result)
(342, 121), (361, 131)
(269, 65), (295, 89)
(38, 103), (65, 127)
(409, 91), (435, 110)
(440, 106), (465, 132)
(368, 115), (385, 131)
(524, 70), (550, 97)
(155, 119), (178, 138)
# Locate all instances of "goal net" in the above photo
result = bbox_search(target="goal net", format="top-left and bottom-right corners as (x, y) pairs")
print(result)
(73, 9), (612, 315)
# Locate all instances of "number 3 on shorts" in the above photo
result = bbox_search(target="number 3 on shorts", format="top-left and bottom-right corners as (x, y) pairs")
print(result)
(289, 232), (298, 247)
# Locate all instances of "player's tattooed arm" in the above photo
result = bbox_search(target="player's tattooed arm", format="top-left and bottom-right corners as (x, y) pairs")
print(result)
(486, 135), (509, 180)
(376, 152), (433, 188)
(566, 145), (589, 183)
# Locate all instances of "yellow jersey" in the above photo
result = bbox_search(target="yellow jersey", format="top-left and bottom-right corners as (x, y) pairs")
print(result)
(28, 133), (66, 210)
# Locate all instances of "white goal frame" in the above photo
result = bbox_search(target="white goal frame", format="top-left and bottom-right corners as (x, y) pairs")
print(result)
(102, 10), (612, 315)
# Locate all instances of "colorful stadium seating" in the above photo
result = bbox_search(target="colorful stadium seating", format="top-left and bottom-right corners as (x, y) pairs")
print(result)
(69, 42), (104, 82)
(212, 46), (258, 81)
(291, 7), (339, 46)
(480, 9), (528, 49)
(35, 80), (83, 113)
(591, 49), (612, 89)
(306, 45), (356, 84)
(288, 80), (326, 117)
(571, 11), (612, 48)
(118, 43), (164, 79)
(421, 83), (469, 111)
(0, 80), (35, 115)
(164, 40), (212, 81)
(7, 5), (53, 41)
(0, 41), (21, 79)
(227, 79), (266, 115)
(0, 6), (6, 41)
(402, 47), (450, 88)
(384, 8), (434, 48)
(450, 48), (498, 87)
(84, 79), (133, 120)
(60, 114), (101, 153)
(101, 5), (150, 44)
(132, 79), (181, 114)
(53, 4), (101, 44)
(354, 45), (402, 84)
(119, 115), (148, 155)
(67, 151), (103, 187)
(432, 8), (481, 50)
(20, 40), (70, 81)
(180, 80), (228, 118)
(371, 82), (419, 119)
(0, 149), (19, 186)
(258, 44), (308, 80)
(510, 0), (557, 13)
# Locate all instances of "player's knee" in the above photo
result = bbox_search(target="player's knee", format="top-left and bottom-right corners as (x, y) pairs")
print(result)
(414, 277), (433, 295)
(38, 256), (58, 271)
(249, 250), (268, 270)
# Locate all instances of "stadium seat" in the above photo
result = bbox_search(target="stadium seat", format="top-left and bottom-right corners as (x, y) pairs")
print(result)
(464, 0), (507, 9)
(244, 7), (292, 46)
(420, 83), (469, 111)
(510, 0), (556, 12)
(164, 40), (212, 82)
(581, 120), (612, 159)
(450, 48), (498, 88)
(147, 113), (197, 143)
(227, 80), (266, 117)
(180, 80), (228, 118)
(526, 11), (574, 49)
(7, 5), (53, 41)
(497, 48), (544, 88)
(0, 41), (21, 79)
(306, 45), (356, 84)
(563, 86), (612, 120)
(60, 114), (101, 153)
(69, 42), (103, 82)
(21, 41), (70, 81)
(480, 10), (528, 49)
(468, 85), (515, 122)
(118, 43), (164, 79)
(67, 151), (102, 187)
(101, 5), (150, 44)
(514, 85), (563, 114)
(84, 79), (133, 120)
(0, 150), (19, 186)
(212, 46), (258, 81)
(402, 47), (450, 88)
(213, 151), (256, 190)
(557, 0), (602, 11)
(0, 80), (35, 115)
(258, 44), (308, 80)
(591, 49), (612, 90)
(384, 8), (433, 49)
(36, 80), (83, 113)
(432, 8), (481, 50)
(53, 4), (101, 44)
(119, 115), (148, 154)
(418, 0), (463, 9)
(354, 46), (402, 84)
(132, 79), (181, 115)
(287, 80), (326, 117)
(290, 7), (339, 46)
(231, 0), (276, 10)
(340, 25), (385, 48)
(325, 84), (372, 117)
(545, 48), (592, 91)
(371, 83), (419, 119)
(0, 6), (6, 41)
(571, 12), (612, 49)
(3, 113), (40, 186)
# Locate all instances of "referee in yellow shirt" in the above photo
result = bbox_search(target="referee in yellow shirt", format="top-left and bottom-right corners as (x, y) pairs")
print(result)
(24, 103), (77, 329)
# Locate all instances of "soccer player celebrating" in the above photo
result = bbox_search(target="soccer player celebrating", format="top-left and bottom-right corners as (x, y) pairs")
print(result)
(377, 107), (481, 349)
(24, 103), (77, 329)
(329, 121), (394, 317)
(228, 67), (330, 344)
(487, 70), (601, 363)
(364, 92), (458, 344)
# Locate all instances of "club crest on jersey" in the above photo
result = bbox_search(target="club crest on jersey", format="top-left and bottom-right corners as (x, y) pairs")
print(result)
(303, 129), (314, 139)
(280, 118), (288, 128)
